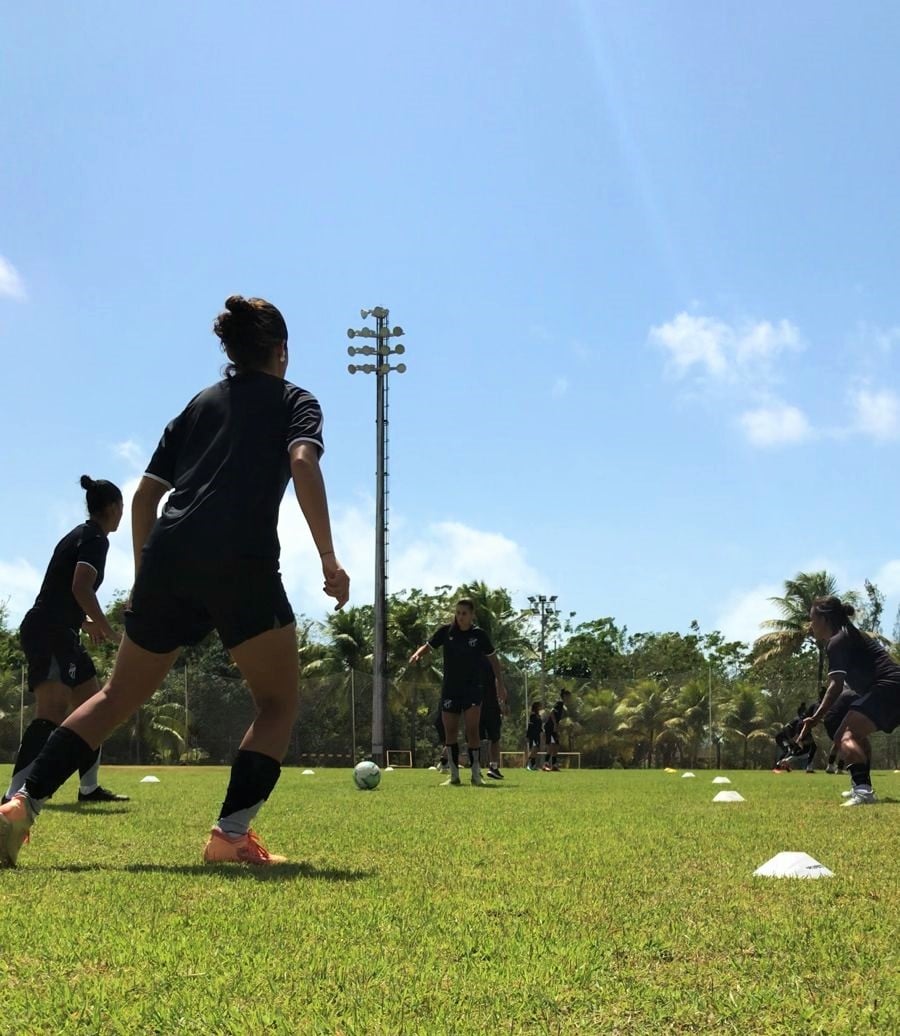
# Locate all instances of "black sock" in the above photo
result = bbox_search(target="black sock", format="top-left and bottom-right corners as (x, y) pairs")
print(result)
(12, 718), (57, 776)
(848, 763), (871, 788)
(24, 727), (97, 801)
(218, 750), (281, 819)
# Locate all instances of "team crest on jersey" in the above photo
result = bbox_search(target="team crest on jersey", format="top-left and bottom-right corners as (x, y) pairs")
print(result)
(68, 662), (77, 680)
(468, 637), (478, 647)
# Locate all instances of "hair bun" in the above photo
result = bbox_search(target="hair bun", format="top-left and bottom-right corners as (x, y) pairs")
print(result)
(844, 603), (856, 618)
(79, 474), (94, 490)
(225, 295), (251, 317)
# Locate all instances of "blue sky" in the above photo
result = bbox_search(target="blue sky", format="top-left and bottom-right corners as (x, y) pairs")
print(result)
(2, 1), (900, 645)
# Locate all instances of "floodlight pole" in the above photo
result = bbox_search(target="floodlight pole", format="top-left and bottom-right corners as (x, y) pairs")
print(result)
(347, 308), (407, 766)
(528, 593), (559, 699)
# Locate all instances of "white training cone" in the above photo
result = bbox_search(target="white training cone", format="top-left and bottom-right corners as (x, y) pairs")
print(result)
(712, 776), (731, 784)
(139, 775), (160, 783)
(713, 790), (745, 802)
(428, 765), (437, 771)
(681, 772), (696, 778)
(754, 852), (834, 879)
(302, 769), (315, 775)
(385, 766), (394, 772)
(664, 767), (677, 773)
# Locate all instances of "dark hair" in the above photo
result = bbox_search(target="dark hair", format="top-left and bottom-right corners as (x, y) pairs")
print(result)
(810, 595), (856, 627)
(530, 701), (542, 714)
(80, 475), (122, 517)
(213, 295), (288, 377)
(456, 598), (475, 611)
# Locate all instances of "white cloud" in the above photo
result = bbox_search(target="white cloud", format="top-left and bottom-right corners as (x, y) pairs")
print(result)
(849, 387), (900, 441)
(551, 376), (569, 399)
(0, 558), (42, 625)
(738, 403), (812, 447)
(874, 560), (900, 597)
(649, 312), (801, 382)
(0, 255), (26, 301)
(278, 496), (540, 619)
(113, 439), (146, 470)
(715, 582), (784, 646)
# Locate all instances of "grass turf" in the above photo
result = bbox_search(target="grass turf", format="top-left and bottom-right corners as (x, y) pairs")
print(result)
(1, 766), (898, 1034)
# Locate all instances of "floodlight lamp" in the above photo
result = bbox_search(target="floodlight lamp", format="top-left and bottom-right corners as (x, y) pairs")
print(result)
(363, 363), (375, 373)
(347, 329), (356, 339)
(391, 326), (404, 336)
(372, 306), (388, 319)
(360, 308), (371, 319)
(347, 364), (358, 374)
(527, 595), (536, 606)
(347, 346), (357, 356)
(393, 343), (405, 355)
(395, 363), (407, 373)
(550, 595), (558, 604)
(376, 326), (390, 338)
(361, 328), (376, 338)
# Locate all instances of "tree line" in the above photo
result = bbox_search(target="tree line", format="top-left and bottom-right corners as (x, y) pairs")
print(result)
(1, 571), (897, 769)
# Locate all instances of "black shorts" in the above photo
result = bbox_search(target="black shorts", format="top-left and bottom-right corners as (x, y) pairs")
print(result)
(544, 727), (559, 746)
(20, 614), (96, 691)
(527, 738), (541, 750)
(441, 691), (482, 715)
(479, 706), (502, 743)
(844, 683), (900, 735)
(126, 554), (295, 653)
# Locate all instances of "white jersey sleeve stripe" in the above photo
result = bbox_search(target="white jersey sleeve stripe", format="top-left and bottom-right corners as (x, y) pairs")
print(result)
(143, 471), (174, 489)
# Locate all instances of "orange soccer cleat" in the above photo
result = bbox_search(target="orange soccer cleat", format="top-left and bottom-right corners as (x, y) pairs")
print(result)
(202, 827), (287, 866)
(0, 795), (33, 868)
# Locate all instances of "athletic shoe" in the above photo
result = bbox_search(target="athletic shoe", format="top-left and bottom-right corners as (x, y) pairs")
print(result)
(825, 764), (837, 774)
(541, 764), (552, 772)
(78, 786), (130, 803)
(805, 767), (815, 774)
(842, 788), (876, 807)
(486, 767), (504, 780)
(0, 795), (33, 868)
(203, 827), (287, 865)
(551, 765), (561, 772)
(437, 761), (450, 773)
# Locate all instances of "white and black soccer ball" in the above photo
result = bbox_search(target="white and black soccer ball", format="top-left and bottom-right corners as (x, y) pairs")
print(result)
(353, 760), (381, 790)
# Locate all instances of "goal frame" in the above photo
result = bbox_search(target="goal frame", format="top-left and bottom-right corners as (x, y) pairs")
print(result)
(385, 749), (413, 768)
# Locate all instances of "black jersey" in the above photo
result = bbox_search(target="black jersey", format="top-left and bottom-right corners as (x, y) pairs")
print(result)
(826, 626), (900, 694)
(143, 371), (324, 561)
(428, 623), (495, 692)
(551, 698), (566, 724)
(526, 714), (543, 741)
(480, 656), (499, 709)
(26, 520), (109, 631)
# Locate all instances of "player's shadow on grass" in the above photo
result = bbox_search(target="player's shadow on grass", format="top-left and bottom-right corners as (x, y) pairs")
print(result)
(42, 803), (131, 815)
(48, 862), (372, 882)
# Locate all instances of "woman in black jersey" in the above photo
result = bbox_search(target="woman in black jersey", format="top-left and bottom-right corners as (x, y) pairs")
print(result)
(4, 476), (128, 806)
(409, 599), (506, 786)
(800, 595), (900, 806)
(1, 296), (349, 867)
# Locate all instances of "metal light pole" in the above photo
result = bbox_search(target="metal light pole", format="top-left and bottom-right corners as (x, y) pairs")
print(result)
(347, 307), (407, 765)
(528, 594), (559, 699)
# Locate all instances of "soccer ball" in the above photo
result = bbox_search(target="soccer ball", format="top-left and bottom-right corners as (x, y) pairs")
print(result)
(353, 760), (381, 790)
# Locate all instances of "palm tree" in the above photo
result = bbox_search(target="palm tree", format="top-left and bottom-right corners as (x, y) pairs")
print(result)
(722, 685), (769, 768)
(753, 571), (855, 696)
(614, 679), (676, 768)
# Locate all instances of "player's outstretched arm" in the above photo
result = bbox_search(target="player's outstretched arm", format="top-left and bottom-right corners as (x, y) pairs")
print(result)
(290, 441), (349, 609)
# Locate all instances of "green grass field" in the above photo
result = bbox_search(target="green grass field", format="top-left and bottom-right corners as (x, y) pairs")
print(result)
(1, 765), (897, 1035)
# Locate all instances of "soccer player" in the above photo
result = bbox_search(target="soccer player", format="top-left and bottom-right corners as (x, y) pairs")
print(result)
(525, 700), (543, 770)
(479, 656), (508, 780)
(409, 598), (506, 786)
(3, 476), (129, 806)
(1, 295), (349, 868)
(799, 595), (900, 806)
(542, 690), (571, 771)
(773, 701), (818, 773)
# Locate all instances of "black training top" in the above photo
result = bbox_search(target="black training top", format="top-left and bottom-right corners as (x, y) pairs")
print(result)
(527, 715), (543, 741)
(428, 623), (495, 693)
(143, 372), (324, 561)
(480, 655), (500, 708)
(826, 626), (900, 694)
(26, 520), (109, 631)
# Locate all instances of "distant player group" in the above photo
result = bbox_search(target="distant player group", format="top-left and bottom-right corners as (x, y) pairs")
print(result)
(2, 294), (899, 869)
